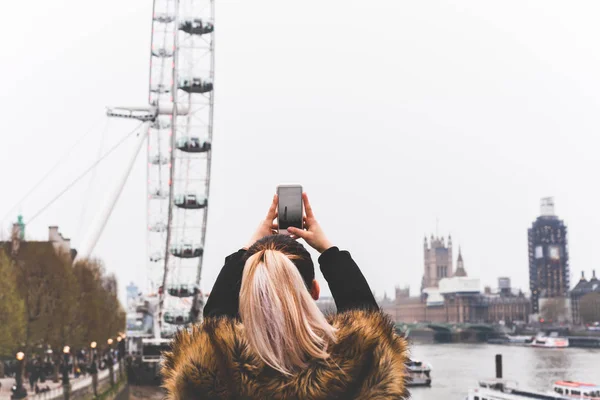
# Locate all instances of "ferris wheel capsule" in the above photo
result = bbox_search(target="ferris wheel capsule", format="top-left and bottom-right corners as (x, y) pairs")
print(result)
(179, 19), (214, 35)
(170, 242), (204, 259)
(164, 311), (191, 325)
(173, 193), (208, 210)
(150, 119), (171, 130)
(149, 155), (169, 165)
(149, 188), (169, 199)
(149, 222), (168, 232)
(153, 13), (175, 23)
(175, 136), (211, 153)
(149, 252), (163, 262)
(178, 77), (213, 94)
(166, 283), (199, 298)
(150, 83), (171, 94)
(151, 48), (174, 58)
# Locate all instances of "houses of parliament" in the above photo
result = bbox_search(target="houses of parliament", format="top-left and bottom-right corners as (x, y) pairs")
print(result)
(381, 234), (531, 324)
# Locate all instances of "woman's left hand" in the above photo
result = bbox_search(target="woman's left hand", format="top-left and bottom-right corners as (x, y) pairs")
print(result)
(243, 194), (279, 249)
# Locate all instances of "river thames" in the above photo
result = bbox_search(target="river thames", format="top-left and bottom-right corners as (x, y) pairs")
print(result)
(409, 343), (600, 400)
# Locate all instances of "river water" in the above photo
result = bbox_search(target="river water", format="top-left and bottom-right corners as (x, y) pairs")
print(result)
(409, 344), (600, 400)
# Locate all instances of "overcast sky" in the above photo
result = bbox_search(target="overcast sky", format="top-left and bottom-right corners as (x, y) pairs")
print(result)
(2, 0), (600, 304)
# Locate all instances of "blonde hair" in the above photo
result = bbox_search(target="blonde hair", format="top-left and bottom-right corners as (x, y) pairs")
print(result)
(239, 249), (337, 375)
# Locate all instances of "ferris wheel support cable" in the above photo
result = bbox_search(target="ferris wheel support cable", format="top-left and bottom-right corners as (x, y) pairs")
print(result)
(0, 114), (106, 226)
(76, 123), (148, 261)
(77, 119), (111, 239)
(27, 122), (144, 226)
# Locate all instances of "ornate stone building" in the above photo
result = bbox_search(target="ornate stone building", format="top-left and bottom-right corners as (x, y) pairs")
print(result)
(422, 235), (453, 289)
(383, 242), (531, 324)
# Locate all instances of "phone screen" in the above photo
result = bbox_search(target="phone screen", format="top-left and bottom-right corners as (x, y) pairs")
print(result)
(277, 185), (303, 231)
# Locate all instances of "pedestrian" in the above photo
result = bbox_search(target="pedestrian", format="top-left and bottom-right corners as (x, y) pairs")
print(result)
(161, 193), (409, 399)
(27, 360), (36, 391)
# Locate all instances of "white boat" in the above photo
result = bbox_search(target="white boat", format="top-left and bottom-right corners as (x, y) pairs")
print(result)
(507, 335), (534, 344)
(468, 379), (568, 400)
(489, 335), (534, 346)
(551, 381), (600, 399)
(406, 359), (432, 387)
(530, 333), (569, 348)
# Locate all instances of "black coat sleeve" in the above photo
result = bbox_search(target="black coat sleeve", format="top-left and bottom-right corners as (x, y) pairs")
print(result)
(318, 247), (379, 313)
(203, 249), (247, 319)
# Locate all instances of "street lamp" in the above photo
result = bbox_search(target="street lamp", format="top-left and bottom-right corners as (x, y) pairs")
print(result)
(90, 342), (99, 397)
(106, 339), (115, 387)
(116, 336), (123, 379)
(62, 346), (71, 400)
(90, 341), (97, 362)
(11, 352), (27, 400)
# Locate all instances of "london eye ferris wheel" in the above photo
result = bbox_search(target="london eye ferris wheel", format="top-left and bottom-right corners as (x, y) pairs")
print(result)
(108, 0), (215, 338)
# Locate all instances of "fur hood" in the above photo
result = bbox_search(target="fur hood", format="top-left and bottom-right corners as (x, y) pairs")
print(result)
(161, 309), (409, 400)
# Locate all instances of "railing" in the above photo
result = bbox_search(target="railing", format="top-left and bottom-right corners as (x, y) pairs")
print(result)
(30, 364), (120, 400)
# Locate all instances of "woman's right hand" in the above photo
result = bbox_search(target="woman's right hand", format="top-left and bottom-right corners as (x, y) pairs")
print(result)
(287, 193), (333, 253)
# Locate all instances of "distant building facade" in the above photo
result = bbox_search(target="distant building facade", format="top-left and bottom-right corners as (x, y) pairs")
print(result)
(528, 197), (570, 315)
(485, 278), (530, 323)
(2, 218), (77, 260)
(571, 270), (600, 325)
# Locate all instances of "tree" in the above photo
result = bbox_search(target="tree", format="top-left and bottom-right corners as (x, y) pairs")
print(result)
(0, 249), (26, 358)
(540, 297), (568, 323)
(580, 292), (600, 324)
(12, 242), (76, 355)
(71, 259), (125, 348)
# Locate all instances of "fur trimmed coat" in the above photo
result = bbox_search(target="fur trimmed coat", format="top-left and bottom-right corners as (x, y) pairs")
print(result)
(161, 309), (409, 400)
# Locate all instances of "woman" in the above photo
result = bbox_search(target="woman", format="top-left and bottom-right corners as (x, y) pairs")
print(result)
(162, 193), (408, 399)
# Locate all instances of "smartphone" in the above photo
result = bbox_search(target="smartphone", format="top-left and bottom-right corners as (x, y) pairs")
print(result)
(277, 184), (303, 234)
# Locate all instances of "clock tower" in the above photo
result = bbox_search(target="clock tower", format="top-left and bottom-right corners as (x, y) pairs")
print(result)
(528, 197), (570, 314)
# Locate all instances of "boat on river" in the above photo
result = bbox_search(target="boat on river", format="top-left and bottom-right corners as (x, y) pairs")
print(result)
(488, 335), (534, 346)
(551, 381), (600, 399)
(467, 355), (569, 400)
(468, 379), (568, 400)
(530, 333), (569, 348)
(406, 359), (432, 387)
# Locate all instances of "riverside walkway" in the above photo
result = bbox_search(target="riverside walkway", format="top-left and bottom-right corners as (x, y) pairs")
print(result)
(0, 364), (120, 400)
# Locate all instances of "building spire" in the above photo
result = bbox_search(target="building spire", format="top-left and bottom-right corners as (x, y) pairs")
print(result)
(454, 246), (467, 277)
